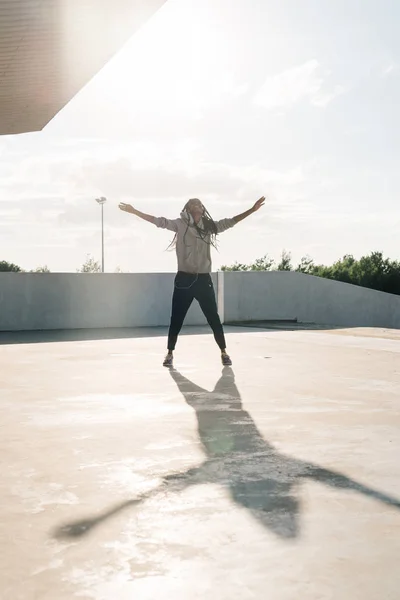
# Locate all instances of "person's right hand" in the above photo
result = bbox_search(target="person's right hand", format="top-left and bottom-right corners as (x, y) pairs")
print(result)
(119, 202), (135, 214)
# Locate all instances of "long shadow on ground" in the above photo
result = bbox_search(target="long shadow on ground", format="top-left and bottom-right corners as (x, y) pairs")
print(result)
(53, 367), (400, 540)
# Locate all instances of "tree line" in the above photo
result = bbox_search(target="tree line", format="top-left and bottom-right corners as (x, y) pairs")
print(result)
(0, 256), (102, 273)
(221, 250), (400, 296)
(2, 251), (400, 296)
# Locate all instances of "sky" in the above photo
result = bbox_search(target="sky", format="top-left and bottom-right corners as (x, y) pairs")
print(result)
(0, 0), (399, 273)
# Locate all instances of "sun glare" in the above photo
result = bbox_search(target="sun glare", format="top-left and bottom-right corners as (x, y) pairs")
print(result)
(92, 0), (238, 121)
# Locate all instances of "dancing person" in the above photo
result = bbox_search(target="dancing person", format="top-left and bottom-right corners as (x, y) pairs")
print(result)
(119, 196), (265, 367)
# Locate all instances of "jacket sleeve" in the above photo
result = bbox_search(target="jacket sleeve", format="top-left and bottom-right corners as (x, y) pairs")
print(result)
(215, 218), (236, 234)
(153, 217), (180, 232)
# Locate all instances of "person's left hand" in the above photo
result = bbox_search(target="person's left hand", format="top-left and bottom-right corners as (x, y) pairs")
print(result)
(252, 196), (265, 212)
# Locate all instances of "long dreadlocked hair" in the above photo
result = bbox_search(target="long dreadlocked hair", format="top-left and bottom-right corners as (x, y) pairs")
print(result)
(167, 200), (219, 251)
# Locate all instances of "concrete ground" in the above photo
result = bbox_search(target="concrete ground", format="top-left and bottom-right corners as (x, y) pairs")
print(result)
(0, 325), (399, 600)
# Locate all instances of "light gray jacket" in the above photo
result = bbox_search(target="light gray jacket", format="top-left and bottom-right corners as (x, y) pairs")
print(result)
(154, 213), (236, 273)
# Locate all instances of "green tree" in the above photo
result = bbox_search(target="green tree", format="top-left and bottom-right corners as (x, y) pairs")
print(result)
(221, 261), (250, 271)
(31, 265), (51, 273)
(251, 255), (275, 271)
(220, 250), (400, 295)
(276, 250), (293, 271)
(296, 255), (315, 274)
(77, 255), (101, 273)
(315, 252), (400, 295)
(221, 254), (274, 271)
(0, 260), (22, 272)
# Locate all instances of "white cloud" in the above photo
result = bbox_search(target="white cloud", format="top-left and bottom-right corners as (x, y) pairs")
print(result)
(0, 136), (311, 272)
(254, 60), (344, 111)
(311, 84), (345, 108)
(0, 125), (310, 262)
(382, 64), (397, 77)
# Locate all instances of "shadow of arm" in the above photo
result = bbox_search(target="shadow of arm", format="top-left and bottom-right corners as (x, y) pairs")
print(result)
(309, 466), (400, 509)
(52, 463), (206, 540)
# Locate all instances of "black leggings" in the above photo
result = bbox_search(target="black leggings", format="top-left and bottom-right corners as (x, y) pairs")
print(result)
(167, 272), (226, 351)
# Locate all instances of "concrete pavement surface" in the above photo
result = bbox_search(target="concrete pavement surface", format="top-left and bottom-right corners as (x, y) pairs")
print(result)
(0, 325), (399, 600)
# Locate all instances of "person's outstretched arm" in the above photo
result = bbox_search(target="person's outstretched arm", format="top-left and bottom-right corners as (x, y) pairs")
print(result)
(119, 202), (178, 232)
(119, 202), (156, 224)
(215, 196), (265, 233)
(233, 196), (265, 224)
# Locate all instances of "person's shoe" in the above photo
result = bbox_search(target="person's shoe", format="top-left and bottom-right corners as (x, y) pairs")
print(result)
(163, 353), (173, 368)
(221, 352), (232, 366)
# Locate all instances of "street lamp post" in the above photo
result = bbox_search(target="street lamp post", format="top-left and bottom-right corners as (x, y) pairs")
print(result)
(95, 197), (107, 273)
